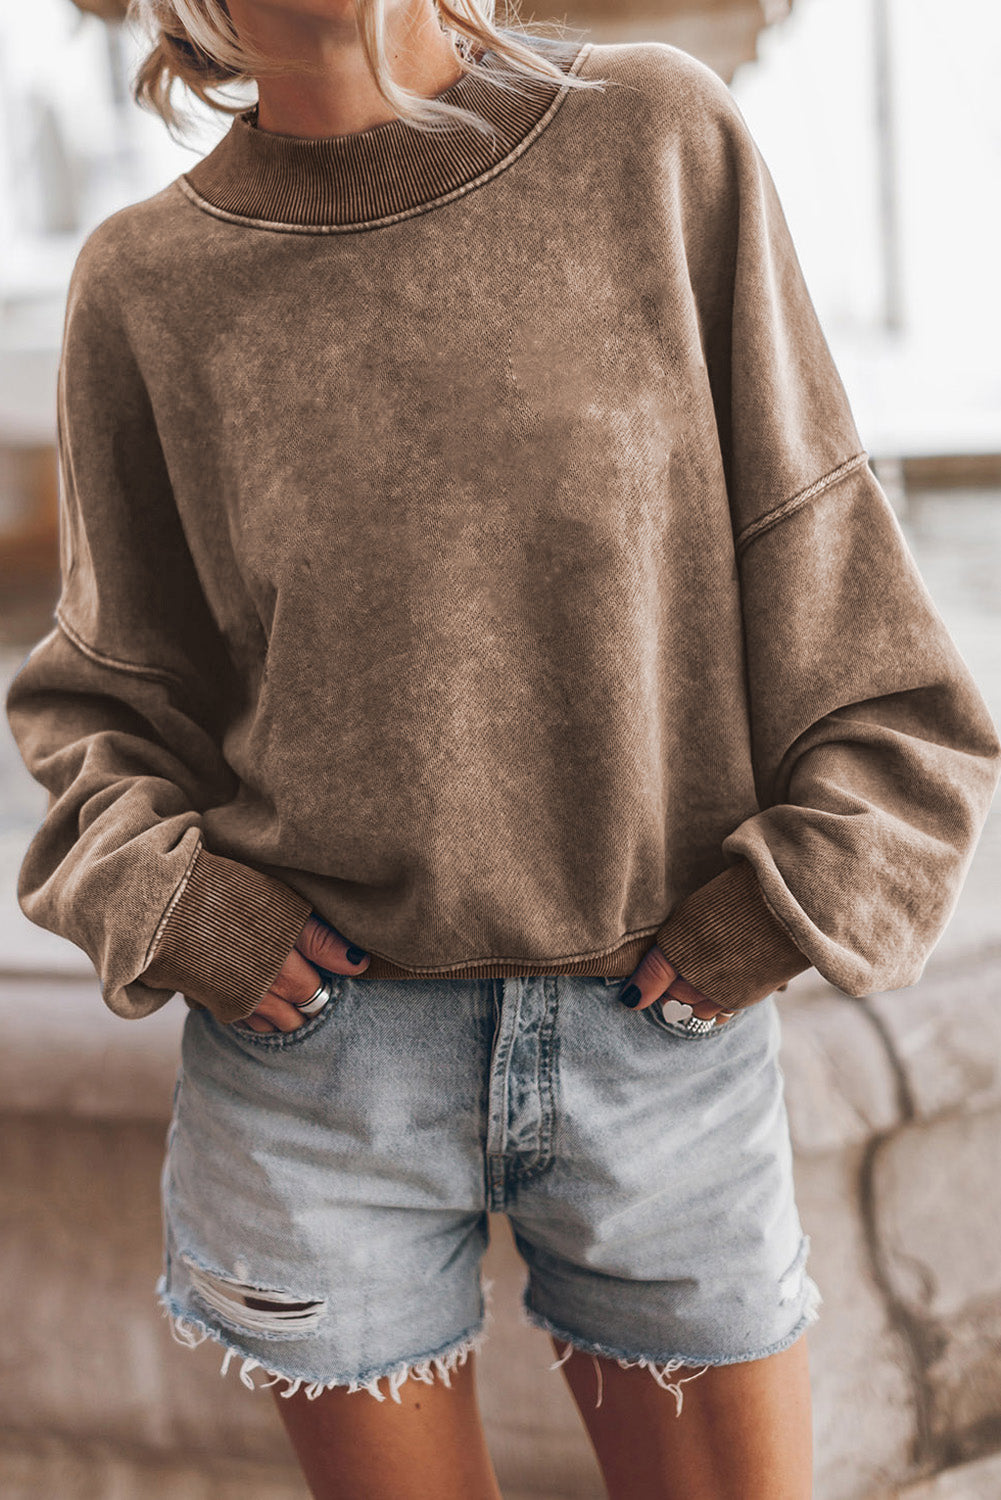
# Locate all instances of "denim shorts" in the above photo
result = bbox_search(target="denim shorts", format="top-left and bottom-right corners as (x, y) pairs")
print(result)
(155, 972), (821, 1413)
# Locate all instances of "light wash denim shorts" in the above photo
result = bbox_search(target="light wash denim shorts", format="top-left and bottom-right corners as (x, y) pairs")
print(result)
(156, 972), (821, 1412)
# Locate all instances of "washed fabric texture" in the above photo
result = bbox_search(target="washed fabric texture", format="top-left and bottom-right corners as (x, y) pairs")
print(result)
(157, 970), (821, 1406)
(5, 35), (999, 1025)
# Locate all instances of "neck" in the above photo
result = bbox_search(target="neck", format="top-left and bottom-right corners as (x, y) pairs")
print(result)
(225, 0), (471, 141)
(181, 32), (592, 231)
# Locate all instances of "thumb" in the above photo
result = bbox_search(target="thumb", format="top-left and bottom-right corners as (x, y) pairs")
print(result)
(616, 943), (679, 1011)
(618, 943), (733, 1020)
(294, 913), (371, 974)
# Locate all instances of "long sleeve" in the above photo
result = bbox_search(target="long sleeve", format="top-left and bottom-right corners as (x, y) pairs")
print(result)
(653, 68), (1001, 1007)
(4, 227), (312, 1023)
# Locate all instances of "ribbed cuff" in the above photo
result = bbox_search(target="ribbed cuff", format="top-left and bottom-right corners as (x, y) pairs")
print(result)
(653, 858), (811, 1010)
(140, 845), (314, 1024)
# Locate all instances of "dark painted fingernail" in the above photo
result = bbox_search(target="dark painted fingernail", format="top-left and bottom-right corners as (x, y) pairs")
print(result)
(619, 983), (642, 1008)
(346, 945), (368, 964)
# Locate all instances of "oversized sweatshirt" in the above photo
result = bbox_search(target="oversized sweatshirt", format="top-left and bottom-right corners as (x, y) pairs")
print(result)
(6, 34), (1000, 1027)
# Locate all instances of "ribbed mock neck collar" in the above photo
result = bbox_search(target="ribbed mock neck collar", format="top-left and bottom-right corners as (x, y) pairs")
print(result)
(181, 35), (592, 230)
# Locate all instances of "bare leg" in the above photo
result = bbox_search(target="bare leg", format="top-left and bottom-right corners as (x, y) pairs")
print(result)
(269, 1351), (502, 1500)
(556, 1333), (813, 1500)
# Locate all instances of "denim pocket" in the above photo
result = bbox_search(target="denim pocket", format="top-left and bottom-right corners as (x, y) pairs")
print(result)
(224, 970), (349, 1050)
(641, 997), (748, 1040)
(598, 976), (745, 1040)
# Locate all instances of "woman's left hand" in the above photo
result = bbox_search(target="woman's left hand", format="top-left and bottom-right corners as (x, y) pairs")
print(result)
(617, 943), (737, 1025)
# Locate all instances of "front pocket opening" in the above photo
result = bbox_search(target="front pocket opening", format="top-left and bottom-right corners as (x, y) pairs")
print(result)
(227, 973), (346, 1046)
(643, 999), (739, 1038)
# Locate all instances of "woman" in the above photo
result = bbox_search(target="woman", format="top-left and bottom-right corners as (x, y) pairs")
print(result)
(7, 1), (999, 1496)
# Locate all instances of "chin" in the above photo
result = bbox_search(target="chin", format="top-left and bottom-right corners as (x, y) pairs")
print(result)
(248, 0), (365, 20)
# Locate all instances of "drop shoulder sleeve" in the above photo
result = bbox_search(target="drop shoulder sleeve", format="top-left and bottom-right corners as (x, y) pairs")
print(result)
(653, 67), (1001, 1006)
(4, 230), (312, 1023)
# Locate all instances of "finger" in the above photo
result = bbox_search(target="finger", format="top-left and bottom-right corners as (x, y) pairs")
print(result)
(662, 967), (740, 1022)
(675, 992), (738, 1026)
(241, 992), (311, 1034)
(242, 1013), (276, 1034)
(679, 994), (728, 1021)
(270, 944), (334, 1006)
(295, 914), (371, 977)
(665, 973), (714, 1010)
(616, 944), (678, 1010)
(672, 990), (736, 1026)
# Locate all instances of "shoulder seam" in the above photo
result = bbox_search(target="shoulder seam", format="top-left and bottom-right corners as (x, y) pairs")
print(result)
(734, 452), (871, 557)
(55, 609), (186, 691)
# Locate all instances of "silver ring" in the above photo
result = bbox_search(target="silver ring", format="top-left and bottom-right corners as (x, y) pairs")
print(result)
(296, 976), (335, 1016)
(683, 1014), (719, 1035)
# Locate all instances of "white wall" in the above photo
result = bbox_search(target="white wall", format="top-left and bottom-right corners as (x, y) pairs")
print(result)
(2, 1), (999, 455)
(0, 2), (234, 243)
(0, 3), (240, 443)
(730, 0), (1001, 456)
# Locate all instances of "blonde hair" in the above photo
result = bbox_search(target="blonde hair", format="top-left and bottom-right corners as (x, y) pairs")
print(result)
(127, 1), (610, 144)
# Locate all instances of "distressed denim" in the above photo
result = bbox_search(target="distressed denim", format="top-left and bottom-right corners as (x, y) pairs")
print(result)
(156, 971), (820, 1410)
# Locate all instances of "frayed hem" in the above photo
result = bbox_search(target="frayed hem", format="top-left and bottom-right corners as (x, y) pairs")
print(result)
(524, 1276), (824, 1416)
(800, 1272), (824, 1332)
(155, 1276), (495, 1405)
(546, 1330), (710, 1417)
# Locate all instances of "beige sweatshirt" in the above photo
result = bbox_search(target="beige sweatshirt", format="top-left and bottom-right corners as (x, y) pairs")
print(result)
(6, 36), (1000, 1026)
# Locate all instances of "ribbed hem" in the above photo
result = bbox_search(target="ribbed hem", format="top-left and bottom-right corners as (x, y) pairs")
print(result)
(141, 846), (314, 1024)
(181, 33), (591, 229)
(358, 929), (653, 981)
(176, 930), (652, 1011)
(653, 859), (811, 1010)
(158, 858), (805, 1009)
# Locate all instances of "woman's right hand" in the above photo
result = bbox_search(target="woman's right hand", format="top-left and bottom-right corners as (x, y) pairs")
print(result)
(237, 914), (370, 1033)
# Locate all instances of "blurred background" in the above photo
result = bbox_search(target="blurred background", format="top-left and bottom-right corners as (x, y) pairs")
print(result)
(1, 2), (1000, 1496)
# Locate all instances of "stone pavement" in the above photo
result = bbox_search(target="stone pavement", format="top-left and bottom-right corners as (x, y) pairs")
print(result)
(1, 482), (999, 1497)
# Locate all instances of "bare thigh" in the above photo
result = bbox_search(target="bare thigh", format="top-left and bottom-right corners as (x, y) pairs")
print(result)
(557, 1332), (814, 1500)
(269, 1350), (502, 1500)
(270, 1328), (811, 1500)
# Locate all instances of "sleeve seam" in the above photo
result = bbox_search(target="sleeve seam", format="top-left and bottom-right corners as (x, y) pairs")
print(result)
(55, 609), (187, 692)
(141, 833), (205, 970)
(734, 451), (871, 558)
(755, 878), (802, 951)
